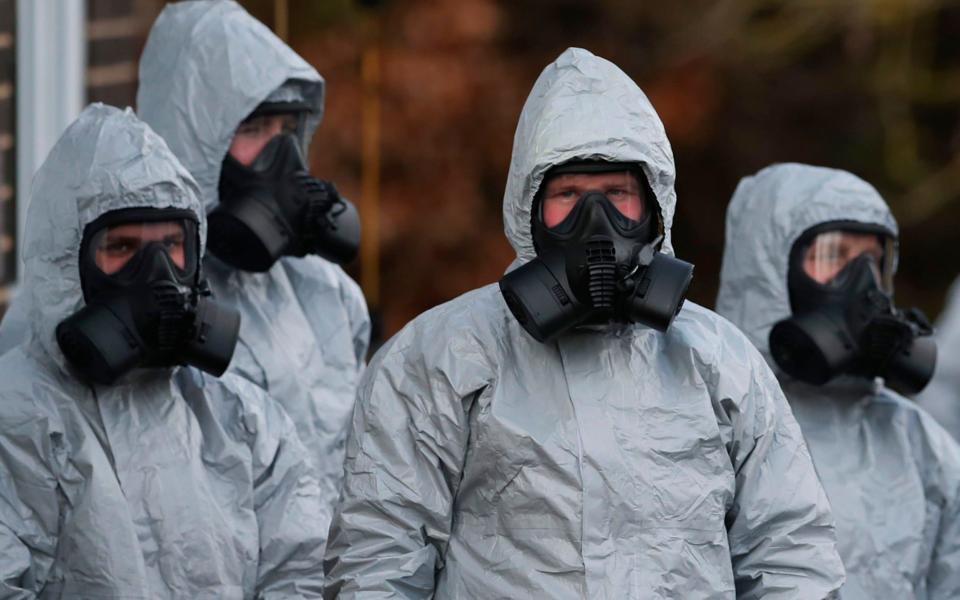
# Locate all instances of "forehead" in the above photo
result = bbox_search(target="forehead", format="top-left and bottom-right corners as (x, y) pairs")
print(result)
(544, 170), (639, 188)
(102, 221), (184, 237)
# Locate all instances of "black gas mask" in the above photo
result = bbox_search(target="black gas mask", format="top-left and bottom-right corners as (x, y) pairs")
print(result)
(208, 115), (360, 272)
(499, 163), (693, 343)
(769, 223), (936, 395)
(56, 208), (240, 385)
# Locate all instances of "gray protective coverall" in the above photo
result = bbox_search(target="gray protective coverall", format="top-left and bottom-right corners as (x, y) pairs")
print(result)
(917, 276), (960, 440)
(716, 163), (960, 599)
(0, 291), (26, 350)
(323, 48), (844, 600)
(135, 0), (370, 520)
(0, 104), (325, 597)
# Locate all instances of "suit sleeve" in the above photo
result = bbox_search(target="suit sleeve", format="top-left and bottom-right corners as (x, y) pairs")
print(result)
(721, 342), (845, 599)
(230, 380), (328, 599)
(924, 419), (960, 599)
(340, 274), (371, 368)
(323, 328), (475, 599)
(0, 393), (61, 599)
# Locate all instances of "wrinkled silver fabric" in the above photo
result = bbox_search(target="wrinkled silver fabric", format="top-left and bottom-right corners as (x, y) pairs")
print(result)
(916, 276), (960, 440)
(324, 48), (844, 600)
(0, 289), (28, 353)
(0, 103), (326, 598)
(136, 0), (371, 522)
(716, 163), (960, 599)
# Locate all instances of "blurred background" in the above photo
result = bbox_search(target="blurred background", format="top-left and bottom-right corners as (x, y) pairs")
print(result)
(1, 0), (959, 347)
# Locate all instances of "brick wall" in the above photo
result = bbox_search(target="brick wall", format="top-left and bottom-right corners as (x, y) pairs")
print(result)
(0, 0), (165, 313)
(86, 0), (163, 108)
(0, 0), (14, 310)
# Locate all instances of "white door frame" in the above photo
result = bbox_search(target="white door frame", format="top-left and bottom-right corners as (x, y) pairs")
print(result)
(14, 0), (86, 282)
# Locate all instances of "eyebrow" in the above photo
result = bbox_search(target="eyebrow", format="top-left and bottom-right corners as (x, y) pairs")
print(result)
(239, 114), (270, 126)
(99, 231), (184, 247)
(101, 234), (140, 245)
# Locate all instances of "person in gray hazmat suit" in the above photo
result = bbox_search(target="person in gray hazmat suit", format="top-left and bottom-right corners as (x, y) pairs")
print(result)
(135, 0), (371, 529)
(0, 104), (326, 597)
(716, 163), (960, 598)
(917, 276), (960, 440)
(323, 48), (845, 600)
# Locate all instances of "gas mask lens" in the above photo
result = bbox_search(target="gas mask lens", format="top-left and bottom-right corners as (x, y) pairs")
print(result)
(233, 113), (301, 148)
(89, 220), (193, 275)
(229, 105), (306, 168)
(801, 230), (894, 292)
(541, 170), (645, 230)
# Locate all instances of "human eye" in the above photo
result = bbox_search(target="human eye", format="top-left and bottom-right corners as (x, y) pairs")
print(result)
(162, 233), (185, 250)
(103, 238), (138, 256)
(807, 244), (836, 265)
(823, 249), (842, 261)
(280, 115), (299, 134)
(551, 187), (581, 201)
(813, 240), (841, 259)
(236, 117), (269, 137)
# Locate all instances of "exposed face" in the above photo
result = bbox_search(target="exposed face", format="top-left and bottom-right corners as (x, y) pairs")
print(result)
(802, 230), (885, 285)
(227, 113), (299, 166)
(94, 221), (187, 275)
(541, 171), (645, 229)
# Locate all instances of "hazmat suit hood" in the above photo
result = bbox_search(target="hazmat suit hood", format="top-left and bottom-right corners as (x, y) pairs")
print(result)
(716, 163), (960, 599)
(137, 0), (323, 211)
(716, 162), (897, 362)
(0, 103), (327, 597)
(136, 0), (370, 546)
(503, 47), (676, 265)
(325, 50), (844, 600)
(21, 103), (204, 369)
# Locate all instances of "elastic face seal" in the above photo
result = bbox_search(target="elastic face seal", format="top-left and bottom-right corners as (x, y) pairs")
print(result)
(79, 207), (200, 300)
(229, 108), (306, 168)
(245, 100), (313, 120)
